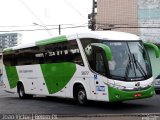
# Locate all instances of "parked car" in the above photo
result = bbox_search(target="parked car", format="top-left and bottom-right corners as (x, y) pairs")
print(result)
(153, 75), (160, 94)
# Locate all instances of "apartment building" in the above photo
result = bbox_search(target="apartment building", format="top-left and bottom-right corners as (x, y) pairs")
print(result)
(0, 33), (22, 51)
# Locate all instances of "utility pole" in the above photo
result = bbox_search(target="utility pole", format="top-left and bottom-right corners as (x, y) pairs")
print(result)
(59, 24), (61, 35)
(88, 0), (97, 30)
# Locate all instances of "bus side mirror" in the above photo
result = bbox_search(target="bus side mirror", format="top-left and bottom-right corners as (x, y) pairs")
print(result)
(144, 42), (160, 58)
(91, 43), (112, 61)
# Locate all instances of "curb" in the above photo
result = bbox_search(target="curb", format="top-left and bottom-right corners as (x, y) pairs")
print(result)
(57, 113), (160, 117)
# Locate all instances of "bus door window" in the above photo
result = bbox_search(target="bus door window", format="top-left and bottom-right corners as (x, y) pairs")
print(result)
(95, 51), (106, 76)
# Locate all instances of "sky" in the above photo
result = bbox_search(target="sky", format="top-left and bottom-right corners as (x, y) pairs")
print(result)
(0, 0), (92, 44)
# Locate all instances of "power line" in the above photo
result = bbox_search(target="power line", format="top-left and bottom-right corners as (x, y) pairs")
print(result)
(1, 25), (160, 33)
(1, 22), (160, 28)
(0, 23), (88, 28)
(19, 0), (44, 27)
(96, 22), (160, 26)
(19, 0), (53, 36)
(61, 25), (87, 29)
(63, 0), (86, 20)
(103, 26), (160, 30)
(0, 25), (36, 28)
(112, 26), (160, 29)
(0, 25), (87, 32)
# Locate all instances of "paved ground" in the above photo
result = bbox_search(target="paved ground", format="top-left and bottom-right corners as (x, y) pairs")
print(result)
(0, 85), (160, 120)
(1, 114), (160, 120)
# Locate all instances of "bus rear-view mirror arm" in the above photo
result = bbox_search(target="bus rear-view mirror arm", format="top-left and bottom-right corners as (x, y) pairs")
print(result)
(144, 42), (160, 58)
(91, 43), (112, 61)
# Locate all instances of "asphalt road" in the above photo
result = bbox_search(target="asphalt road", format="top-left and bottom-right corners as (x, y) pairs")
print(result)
(0, 86), (160, 120)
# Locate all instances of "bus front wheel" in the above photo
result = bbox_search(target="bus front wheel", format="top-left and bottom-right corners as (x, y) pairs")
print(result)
(76, 85), (87, 105)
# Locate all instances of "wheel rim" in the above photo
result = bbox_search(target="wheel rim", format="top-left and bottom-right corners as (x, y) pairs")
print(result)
(19, 86), (24, 97)
(78, 90), (86, 104)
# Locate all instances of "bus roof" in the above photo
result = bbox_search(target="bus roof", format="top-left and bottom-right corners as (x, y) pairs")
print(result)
(76, 31), (140, 40)
(3, 31), (140, 52)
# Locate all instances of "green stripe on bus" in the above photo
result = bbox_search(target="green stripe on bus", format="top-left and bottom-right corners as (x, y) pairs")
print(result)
(36, 36), (67, 46)
(5, 66), (19, 88)
(40, 62), (76, 94)
(3, 48), (13, 52)
(108, 86), (154, 102)
(144, 42), (160, 58)
(91, 43), (112, 61)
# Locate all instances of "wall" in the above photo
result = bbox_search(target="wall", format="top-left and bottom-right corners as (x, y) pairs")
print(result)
(138, 0), (160, 43)
(96, 0), (138, 34)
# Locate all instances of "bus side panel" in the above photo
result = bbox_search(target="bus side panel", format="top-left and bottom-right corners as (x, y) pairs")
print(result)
(40, 62), (76, 95)
(43, 64), (90, 98)
(68, 65), (93, 99)
(4, 66), (19, 89)
(93, 75), (109, 101)
(68, 65), (110, 102)
(16, 65), (49, 95)
(3, 65), (17, 93)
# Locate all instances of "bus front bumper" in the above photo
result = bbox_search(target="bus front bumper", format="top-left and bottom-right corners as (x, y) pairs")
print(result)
(108, 86), (154, 102)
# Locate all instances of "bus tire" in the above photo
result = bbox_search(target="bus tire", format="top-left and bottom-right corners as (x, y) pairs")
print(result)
(76, 85), (87, 105)
(18, 84), (32, 99)
(155, 90), (160, 94)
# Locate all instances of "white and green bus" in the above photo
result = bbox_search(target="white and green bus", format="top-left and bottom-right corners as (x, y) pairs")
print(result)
(2, 31), (159, 104)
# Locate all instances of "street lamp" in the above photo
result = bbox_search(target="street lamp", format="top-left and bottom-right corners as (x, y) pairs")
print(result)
(33, 22), (53, 37)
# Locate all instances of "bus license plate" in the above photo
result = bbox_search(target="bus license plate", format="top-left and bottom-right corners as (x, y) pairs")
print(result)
(134, 93), (141, 97)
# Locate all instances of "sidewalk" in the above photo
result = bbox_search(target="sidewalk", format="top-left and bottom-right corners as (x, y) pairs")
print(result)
(57, 117), (145, 120)
(57, 114), (160, 120)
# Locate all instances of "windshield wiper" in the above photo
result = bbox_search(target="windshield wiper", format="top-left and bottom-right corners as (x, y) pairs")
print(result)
(132, 54), (148, 79)
(125, 54), (132, 81)
(125, 43), (138, 81)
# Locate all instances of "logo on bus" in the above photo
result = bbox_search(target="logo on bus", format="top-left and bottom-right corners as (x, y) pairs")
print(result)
(134, 82), (142, 90)
(94, 74), (97, 80)
(81, 71), (89, 75)
(96, 86), (105, 92)
(135, 82), (140, 87)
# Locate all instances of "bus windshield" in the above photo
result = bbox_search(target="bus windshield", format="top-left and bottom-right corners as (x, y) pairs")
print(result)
(80, 38), (152, 81)
(104, 41), (152, 81)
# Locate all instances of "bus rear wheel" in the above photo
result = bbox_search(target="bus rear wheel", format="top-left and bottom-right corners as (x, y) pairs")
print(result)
(76, 85), (87, 105)
(18, 84), (32, 99)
